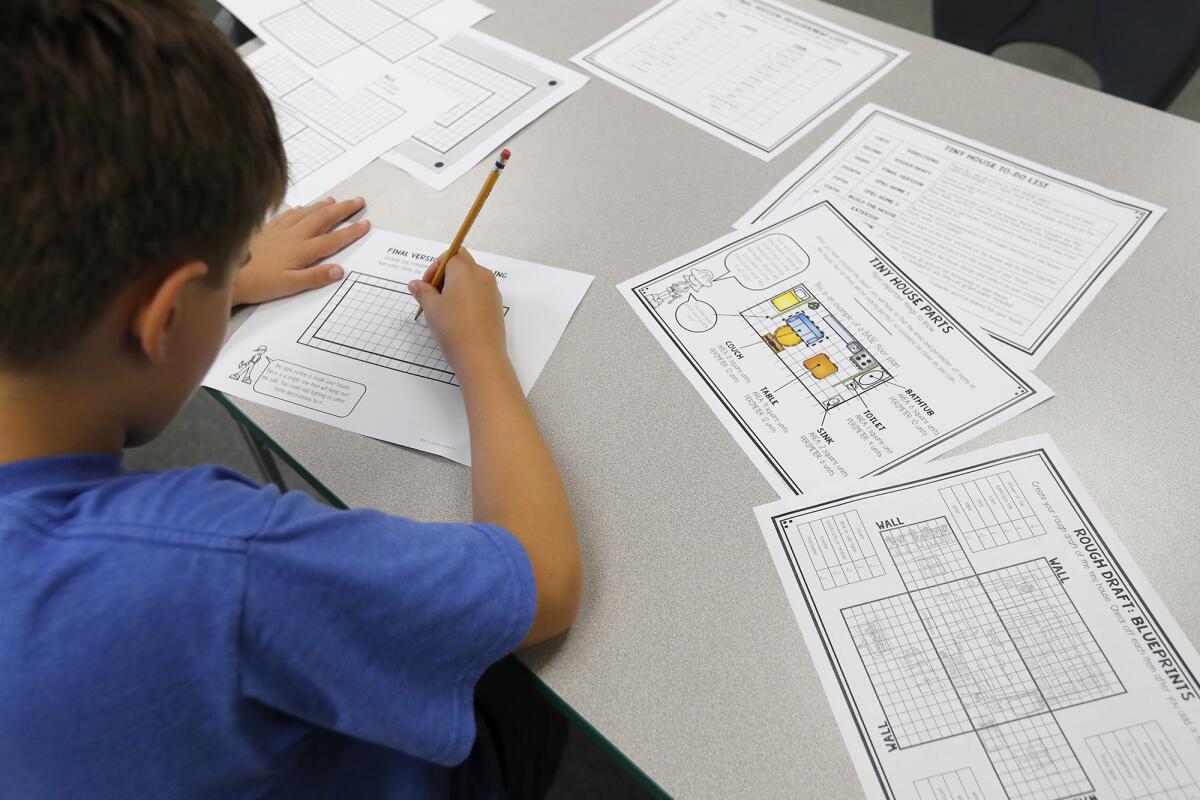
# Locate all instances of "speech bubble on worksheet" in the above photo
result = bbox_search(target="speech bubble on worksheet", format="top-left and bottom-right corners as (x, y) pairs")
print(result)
(253, 360), (366, 418)
(675, 294), (718, 333)
(720, 234), (809, 290)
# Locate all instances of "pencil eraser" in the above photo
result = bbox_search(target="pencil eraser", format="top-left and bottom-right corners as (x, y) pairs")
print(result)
(501, 148), (511, 160)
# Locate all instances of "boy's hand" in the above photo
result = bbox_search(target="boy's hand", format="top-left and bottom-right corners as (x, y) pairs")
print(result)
(408, 248), (507, 374)
(232, 197), (370, 306)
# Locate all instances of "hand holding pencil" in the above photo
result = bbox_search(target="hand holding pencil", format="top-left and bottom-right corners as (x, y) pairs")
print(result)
(414, 148), (511, 321)
(408, 148), (512, 371)
(408, 247), (506, 373)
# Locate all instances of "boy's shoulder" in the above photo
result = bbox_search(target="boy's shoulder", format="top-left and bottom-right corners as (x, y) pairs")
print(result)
(1, 454), (285, 552)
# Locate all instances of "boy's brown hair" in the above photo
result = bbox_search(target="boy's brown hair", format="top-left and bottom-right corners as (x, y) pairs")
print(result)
(0, 0), (288, 368)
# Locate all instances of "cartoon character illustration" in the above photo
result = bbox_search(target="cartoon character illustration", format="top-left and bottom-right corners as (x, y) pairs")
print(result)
(230, 345), (268, 384)
(646, 268), (715, 307)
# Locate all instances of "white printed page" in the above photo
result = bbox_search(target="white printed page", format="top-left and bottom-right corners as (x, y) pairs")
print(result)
(223, 0), (491, 94)
(755, 436), (1200, 800)
(619, 202), (1051, 497)
(381, 31), (587, 190)
(572, 0), (907, 160)
(246, 47), (450, 206)
(737, 105), (1166, 366)
(205, 229), (592, 465)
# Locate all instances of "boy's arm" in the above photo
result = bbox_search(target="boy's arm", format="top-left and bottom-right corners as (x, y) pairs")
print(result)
(410, 251), (582, 647)
(232, 197), (371, 306)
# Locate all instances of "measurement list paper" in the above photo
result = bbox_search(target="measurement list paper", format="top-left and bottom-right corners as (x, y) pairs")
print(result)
(572, 0), (907, 160)
(738, 106), (1166, 366)
(755, 436), (1200, 800)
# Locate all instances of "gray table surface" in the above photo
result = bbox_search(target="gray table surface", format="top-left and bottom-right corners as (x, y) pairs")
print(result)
(226, 2), (1200, 796)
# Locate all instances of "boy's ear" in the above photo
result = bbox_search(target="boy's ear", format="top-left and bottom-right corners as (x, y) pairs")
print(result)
(132, 260), (210, 363)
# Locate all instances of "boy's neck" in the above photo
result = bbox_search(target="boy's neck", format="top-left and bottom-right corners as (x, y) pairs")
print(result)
(0, 367), (129, 464)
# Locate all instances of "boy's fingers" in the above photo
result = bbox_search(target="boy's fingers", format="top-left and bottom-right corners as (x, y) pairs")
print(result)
(407, 279), (441, 312)
(265, 205), (301, 228)
(421, 255), (444, 284)
(309, 220), (371, 260)
(301, 196), (366, 234)
(288, 263), (344, 292)
(275, 197), (334, 228)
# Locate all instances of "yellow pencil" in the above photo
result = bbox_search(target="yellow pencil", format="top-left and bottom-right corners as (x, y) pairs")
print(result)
(414, 148), (511, 320)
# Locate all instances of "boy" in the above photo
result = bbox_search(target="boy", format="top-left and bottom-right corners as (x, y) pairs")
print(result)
(0, 2), (582, 798)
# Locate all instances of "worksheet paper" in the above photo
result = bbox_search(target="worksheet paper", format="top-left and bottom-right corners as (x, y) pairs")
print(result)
(381, 31), (587, 190)
(246, 46), (450, 206)
(223, 0), (491, 94)
(619, 202), (1051, 497)
(205, 230), (592, 465)
(571, 0), (907, 160)
(737, 105), (1166, 366)
(756, 436), (1200, 800)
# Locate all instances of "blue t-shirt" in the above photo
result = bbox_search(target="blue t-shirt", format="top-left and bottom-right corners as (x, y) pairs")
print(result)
(0, 453), (537, 799)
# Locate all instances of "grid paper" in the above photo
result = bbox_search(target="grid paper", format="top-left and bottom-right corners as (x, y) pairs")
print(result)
(978, 714), (1092, 800)
(841, 517), (1124, 794)
(368, 22), (437, 63)
(272, 104), (307, 141)
(881, 518), (974, 591)
(376, 0), (442, 15)
(262, 0), (442, 68)
(911, 577), (1049, 728)
(263, 5), (357, 67)
(298, 273), (458, 385)
(281, 78), (405, 145)
(306, 0), (399, 42)
(285, 127), (345, 183)
(981, 561), (1123, 709)
(408, 48), (535, 153)
(254, 53), (311, 94)
(843, 594), (973, 747)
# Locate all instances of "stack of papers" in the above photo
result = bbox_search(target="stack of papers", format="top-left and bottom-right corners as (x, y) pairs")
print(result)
(225, 0), (588, 197)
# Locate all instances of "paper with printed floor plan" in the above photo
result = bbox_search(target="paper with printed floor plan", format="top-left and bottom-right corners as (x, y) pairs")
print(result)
(382, 30), (587, 190)
(572, 0), (907, 160)
(737, 105), (1166, 366)
(205, 229), (592, 465)
(755, 435), (1200, 800)
(620, 201), (1051, 498)
(246, 45), (450, 206)
(223, 0), (491, 94)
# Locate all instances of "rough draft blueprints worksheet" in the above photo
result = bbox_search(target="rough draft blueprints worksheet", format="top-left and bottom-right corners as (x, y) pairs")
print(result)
(205, 230), (592, 465)
(222, 0), (491, 93)
(382, 31), (587, 190)
(572, 0), (907, 160)
(246, 46), (449, 206)
(738, 105), (1166, 366)
(756, 436), (1200, 800)
(619, 202), (1051, 497)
